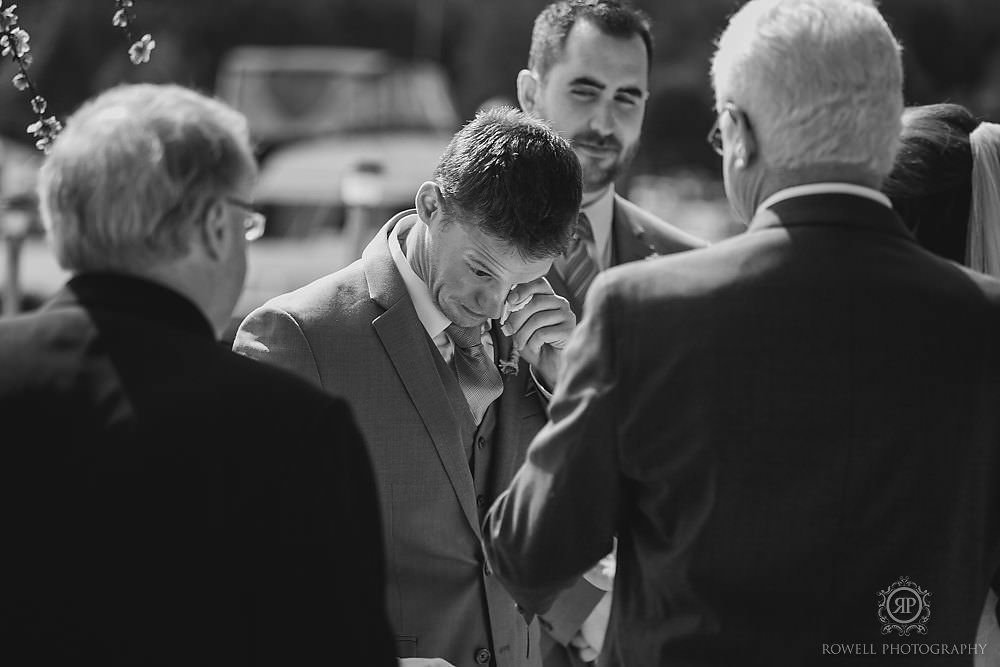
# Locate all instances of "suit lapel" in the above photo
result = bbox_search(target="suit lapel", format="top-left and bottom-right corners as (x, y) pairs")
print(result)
(365, 213), (481, 536)
(611, 195), (658, 265)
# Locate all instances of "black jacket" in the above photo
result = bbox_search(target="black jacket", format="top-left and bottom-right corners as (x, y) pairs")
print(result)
(0, 273), (395, 666)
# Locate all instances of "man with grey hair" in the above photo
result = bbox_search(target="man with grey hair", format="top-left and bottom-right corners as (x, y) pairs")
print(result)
(0, 83), (395, 666)
(484, 1), (1000, 665)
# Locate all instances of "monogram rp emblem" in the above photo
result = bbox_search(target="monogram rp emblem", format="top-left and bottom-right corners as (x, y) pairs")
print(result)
(878, 576), (931, 636)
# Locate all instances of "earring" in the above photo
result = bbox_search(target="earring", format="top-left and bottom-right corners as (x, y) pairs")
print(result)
(734, 156), (746, 169)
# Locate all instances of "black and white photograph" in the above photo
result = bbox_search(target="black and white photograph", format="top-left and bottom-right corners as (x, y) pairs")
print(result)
(2, 1), (1000, 665)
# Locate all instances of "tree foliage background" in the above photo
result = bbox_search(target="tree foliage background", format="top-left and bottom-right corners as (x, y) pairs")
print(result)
(2, 0), (998, 180)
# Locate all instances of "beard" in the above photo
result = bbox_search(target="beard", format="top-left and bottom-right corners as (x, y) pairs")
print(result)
(572, 130), (640, 194)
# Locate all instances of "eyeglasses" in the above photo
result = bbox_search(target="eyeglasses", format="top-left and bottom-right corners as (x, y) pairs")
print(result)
(706, 103), (738, 156)
(225, 197), (266, 241)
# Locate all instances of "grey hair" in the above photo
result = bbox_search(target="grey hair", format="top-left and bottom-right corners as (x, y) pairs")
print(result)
(710, 0), (903, 176)
(37, 83), (256, 273)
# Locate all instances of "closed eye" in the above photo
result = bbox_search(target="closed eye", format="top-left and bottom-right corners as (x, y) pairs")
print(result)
(571, 87), (600, 100)
(615, 93), (641, 107)
(468, 263), (493, 279)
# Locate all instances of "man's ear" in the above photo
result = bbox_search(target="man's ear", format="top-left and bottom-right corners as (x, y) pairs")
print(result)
(731, 109), (758, 169)
(516, 69), (539, 114)
(415, 181), (443, 227)
(200, 198), (230, 261)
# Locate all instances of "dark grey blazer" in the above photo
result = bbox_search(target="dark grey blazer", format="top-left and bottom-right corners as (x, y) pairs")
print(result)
(487, 193), (1000, 666)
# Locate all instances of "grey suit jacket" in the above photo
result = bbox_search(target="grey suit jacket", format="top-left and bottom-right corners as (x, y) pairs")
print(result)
(486, 193), (1000, 666)
(234, 212), (545, 667)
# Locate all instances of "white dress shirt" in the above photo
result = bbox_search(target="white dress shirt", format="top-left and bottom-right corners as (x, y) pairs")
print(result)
(580, 186), (616, 271)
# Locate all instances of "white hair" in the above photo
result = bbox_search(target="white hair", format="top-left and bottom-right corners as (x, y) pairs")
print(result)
(710, 0), (903, 176)
(37, 83), (256, 273)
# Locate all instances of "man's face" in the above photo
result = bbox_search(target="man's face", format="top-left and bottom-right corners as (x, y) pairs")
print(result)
(524, 19), (649, 198)
(425, 208), (554, 329)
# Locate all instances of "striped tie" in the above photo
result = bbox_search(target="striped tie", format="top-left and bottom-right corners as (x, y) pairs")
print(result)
(446, 323), (503, 424)
(557, 212), (601, 306)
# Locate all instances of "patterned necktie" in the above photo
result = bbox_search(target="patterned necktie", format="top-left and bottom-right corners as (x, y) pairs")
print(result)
(557, 212), (601, 306)
(446, 323), (503, 424)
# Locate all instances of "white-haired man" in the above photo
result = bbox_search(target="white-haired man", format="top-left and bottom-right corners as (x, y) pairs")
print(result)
(0, 83), (395, 666)
(484, 1), (1000, 664)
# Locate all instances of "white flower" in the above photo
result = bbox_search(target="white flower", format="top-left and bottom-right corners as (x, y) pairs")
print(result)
(128, 33), (155, 64)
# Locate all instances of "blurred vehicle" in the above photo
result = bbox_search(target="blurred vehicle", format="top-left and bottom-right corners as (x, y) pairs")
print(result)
(0, 137), (49, 315)
(215, 46), (461, 342)
(216, 46), (459, 238)
(3, 47), (461, 335)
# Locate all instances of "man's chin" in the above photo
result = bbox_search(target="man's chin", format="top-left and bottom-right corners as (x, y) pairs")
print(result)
(583, 169), (618, 194)
(446, 304), (487, 329)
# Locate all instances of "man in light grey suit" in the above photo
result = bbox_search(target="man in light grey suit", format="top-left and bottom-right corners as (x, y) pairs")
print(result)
(234, 107), (582, 667)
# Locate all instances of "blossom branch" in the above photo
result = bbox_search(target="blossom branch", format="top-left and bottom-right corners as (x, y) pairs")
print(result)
(0, 2), (61, 152)
(112, 0), (155, 64)
(0, 2), (156, 152)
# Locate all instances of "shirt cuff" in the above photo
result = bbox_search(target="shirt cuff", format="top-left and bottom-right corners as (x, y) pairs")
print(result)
(529, 365), (554, 402)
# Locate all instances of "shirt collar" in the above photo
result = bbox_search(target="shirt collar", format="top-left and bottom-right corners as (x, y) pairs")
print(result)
(388, 213), (452, 341)
(755, 182), (891, 218)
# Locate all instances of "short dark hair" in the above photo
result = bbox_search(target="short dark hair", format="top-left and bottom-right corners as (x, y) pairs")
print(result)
(433, 106), (582, 260)
(882, 103), (981, 263)
(528, 0), (654, 79)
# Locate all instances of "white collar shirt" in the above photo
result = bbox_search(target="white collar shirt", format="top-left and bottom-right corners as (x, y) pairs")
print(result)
(580, 186), (616, 270)
(755, 182), (891, 218)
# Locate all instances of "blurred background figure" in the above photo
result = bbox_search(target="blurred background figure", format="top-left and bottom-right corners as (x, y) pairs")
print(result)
(881, 101), (1000, 667)
(0, 82), (395, 667)
(882, 102), (1000, 276)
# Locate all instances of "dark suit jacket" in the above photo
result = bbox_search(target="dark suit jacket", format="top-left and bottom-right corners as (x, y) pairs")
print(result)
(485, 193), (1000, 666)
(234, 212), (546, 667)
(540, 193), (706, 665)
(0, 274), (394, 667)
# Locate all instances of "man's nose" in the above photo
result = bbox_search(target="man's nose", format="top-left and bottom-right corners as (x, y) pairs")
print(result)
(476, 286), (507, 320)
(588, 99), (617, 137)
